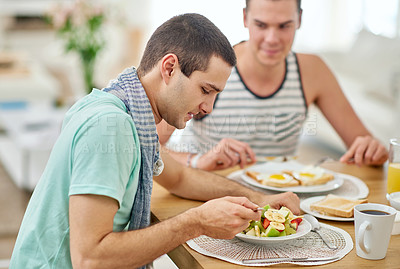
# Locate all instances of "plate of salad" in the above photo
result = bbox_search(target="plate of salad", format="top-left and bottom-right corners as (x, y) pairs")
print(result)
(236, 205), (311, 244)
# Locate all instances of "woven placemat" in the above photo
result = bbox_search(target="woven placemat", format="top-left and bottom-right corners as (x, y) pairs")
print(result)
(187, 223), (353, 266)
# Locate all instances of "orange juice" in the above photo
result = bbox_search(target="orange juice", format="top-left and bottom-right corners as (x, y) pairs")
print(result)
(387, 163), (400, 194)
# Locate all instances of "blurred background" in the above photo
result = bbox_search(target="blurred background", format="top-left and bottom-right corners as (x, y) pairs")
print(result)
(0, 0), (399, 267)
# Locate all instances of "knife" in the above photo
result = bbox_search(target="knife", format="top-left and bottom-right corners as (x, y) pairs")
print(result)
(242, 256), (340, 264)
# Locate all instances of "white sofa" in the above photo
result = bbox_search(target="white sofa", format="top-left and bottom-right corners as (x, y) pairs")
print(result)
(301, 29), (400, 154)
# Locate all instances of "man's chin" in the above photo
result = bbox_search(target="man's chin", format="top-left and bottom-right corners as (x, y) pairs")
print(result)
(168, 120), (186, 130)
(175, 122), (187, 130)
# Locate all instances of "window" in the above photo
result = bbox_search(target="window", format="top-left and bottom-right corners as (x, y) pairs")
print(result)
(361, 0), (399, 38)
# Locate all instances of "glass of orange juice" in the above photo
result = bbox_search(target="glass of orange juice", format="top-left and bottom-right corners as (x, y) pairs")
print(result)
(387, 138), (400, 194)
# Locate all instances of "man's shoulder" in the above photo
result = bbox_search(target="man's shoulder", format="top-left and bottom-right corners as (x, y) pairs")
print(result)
(63, 92), (134, 135)
(295, 53), (329, 75)
(295, 53), (324, 64)
(295, 52), (337, 102)
(68, 91), (130, 119)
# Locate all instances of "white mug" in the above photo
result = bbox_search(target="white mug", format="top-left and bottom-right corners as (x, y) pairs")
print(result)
(354, 203), (397, 260)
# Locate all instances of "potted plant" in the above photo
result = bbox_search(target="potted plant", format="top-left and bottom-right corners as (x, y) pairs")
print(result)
(47, 0), (105, 94)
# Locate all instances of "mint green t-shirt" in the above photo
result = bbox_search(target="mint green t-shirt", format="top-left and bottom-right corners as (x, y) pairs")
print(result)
(10, 90), (141, 268)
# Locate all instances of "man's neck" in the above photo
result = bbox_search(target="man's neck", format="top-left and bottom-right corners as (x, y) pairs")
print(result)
(139, 71), (162, 124)
(235, 44), (286, 96)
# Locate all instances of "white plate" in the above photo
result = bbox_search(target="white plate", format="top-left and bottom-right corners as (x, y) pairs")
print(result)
(240, 161), (344, 194)
(228, 169), (369, 199)
(236, 219), (311, 245)
(329, 173), (369, 199)
(300, 196), (354, 221)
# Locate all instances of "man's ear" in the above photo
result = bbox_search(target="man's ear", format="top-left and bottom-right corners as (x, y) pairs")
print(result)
(297, 9), (303, 29)
(243, 8), (248, 28)
(160, 54), (179, 84)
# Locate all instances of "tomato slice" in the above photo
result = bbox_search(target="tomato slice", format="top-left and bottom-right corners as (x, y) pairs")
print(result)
(262, 218), (271, 229)
(290, 217), (303, 230)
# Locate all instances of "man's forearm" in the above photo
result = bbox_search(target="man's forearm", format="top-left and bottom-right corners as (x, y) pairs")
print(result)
(170, 166), (266, 205)
(155, 150), (301, 217)
(72, 209), (199, 269)
(157, 150), (266, 205)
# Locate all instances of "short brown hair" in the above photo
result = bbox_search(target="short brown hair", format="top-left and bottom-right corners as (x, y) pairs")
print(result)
(245, 0), (302, 13)
(137, 13), (236, 78)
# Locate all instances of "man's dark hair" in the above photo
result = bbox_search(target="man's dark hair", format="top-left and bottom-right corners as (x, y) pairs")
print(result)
(245, 0), (302, 13)
(137, 13), (236, 78)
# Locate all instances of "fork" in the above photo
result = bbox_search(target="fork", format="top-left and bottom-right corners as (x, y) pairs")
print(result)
(303, 214), (338, 250)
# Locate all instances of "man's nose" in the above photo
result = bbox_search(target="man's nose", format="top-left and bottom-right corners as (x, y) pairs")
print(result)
(200, 97), (215, 115)
(264, 28), (279, 43)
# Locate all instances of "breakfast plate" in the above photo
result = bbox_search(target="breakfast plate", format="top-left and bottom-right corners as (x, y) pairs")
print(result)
(235, 218), (311, 245)
(240, 161), (344, 194)
(300, 196), (354, 221)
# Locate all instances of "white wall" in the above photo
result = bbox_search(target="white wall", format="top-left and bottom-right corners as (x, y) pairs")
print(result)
(149, 0), (248, 46)
(148, 0), (400, 53)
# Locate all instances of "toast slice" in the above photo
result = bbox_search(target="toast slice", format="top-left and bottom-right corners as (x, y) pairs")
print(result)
(298, 173), (334, 186)
(261, 178), (300, 188)
(245, 171), (262, 183)
(310, 194), (368, 218)
(287, 166), (335, 186)
(245, 170), (300, 187)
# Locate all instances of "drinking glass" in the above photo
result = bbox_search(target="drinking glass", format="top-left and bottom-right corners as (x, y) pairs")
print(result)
(387, 138), (400, 194)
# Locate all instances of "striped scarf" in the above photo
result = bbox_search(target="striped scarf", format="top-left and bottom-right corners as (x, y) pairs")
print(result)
(102, 67), (163, 235)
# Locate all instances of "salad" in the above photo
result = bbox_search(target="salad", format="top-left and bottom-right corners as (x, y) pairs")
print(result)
(243, 205), (303, 237)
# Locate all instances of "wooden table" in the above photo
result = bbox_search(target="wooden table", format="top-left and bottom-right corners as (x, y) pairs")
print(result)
(150, 161), (400, 268)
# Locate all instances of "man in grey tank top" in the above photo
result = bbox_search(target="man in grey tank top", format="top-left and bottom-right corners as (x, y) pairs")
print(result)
(158, 0), (388, 171)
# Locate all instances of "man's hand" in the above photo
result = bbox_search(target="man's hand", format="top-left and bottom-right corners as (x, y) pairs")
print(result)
(190, 196), (261, 239)
(197, 138), (256, 171)
(259, 192), (300, 215)
(340, 135), (388, 166)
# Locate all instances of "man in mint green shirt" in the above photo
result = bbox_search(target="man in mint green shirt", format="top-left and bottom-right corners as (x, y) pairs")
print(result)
(11, 14), (300, 268)
(11, 90), (141, 268)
